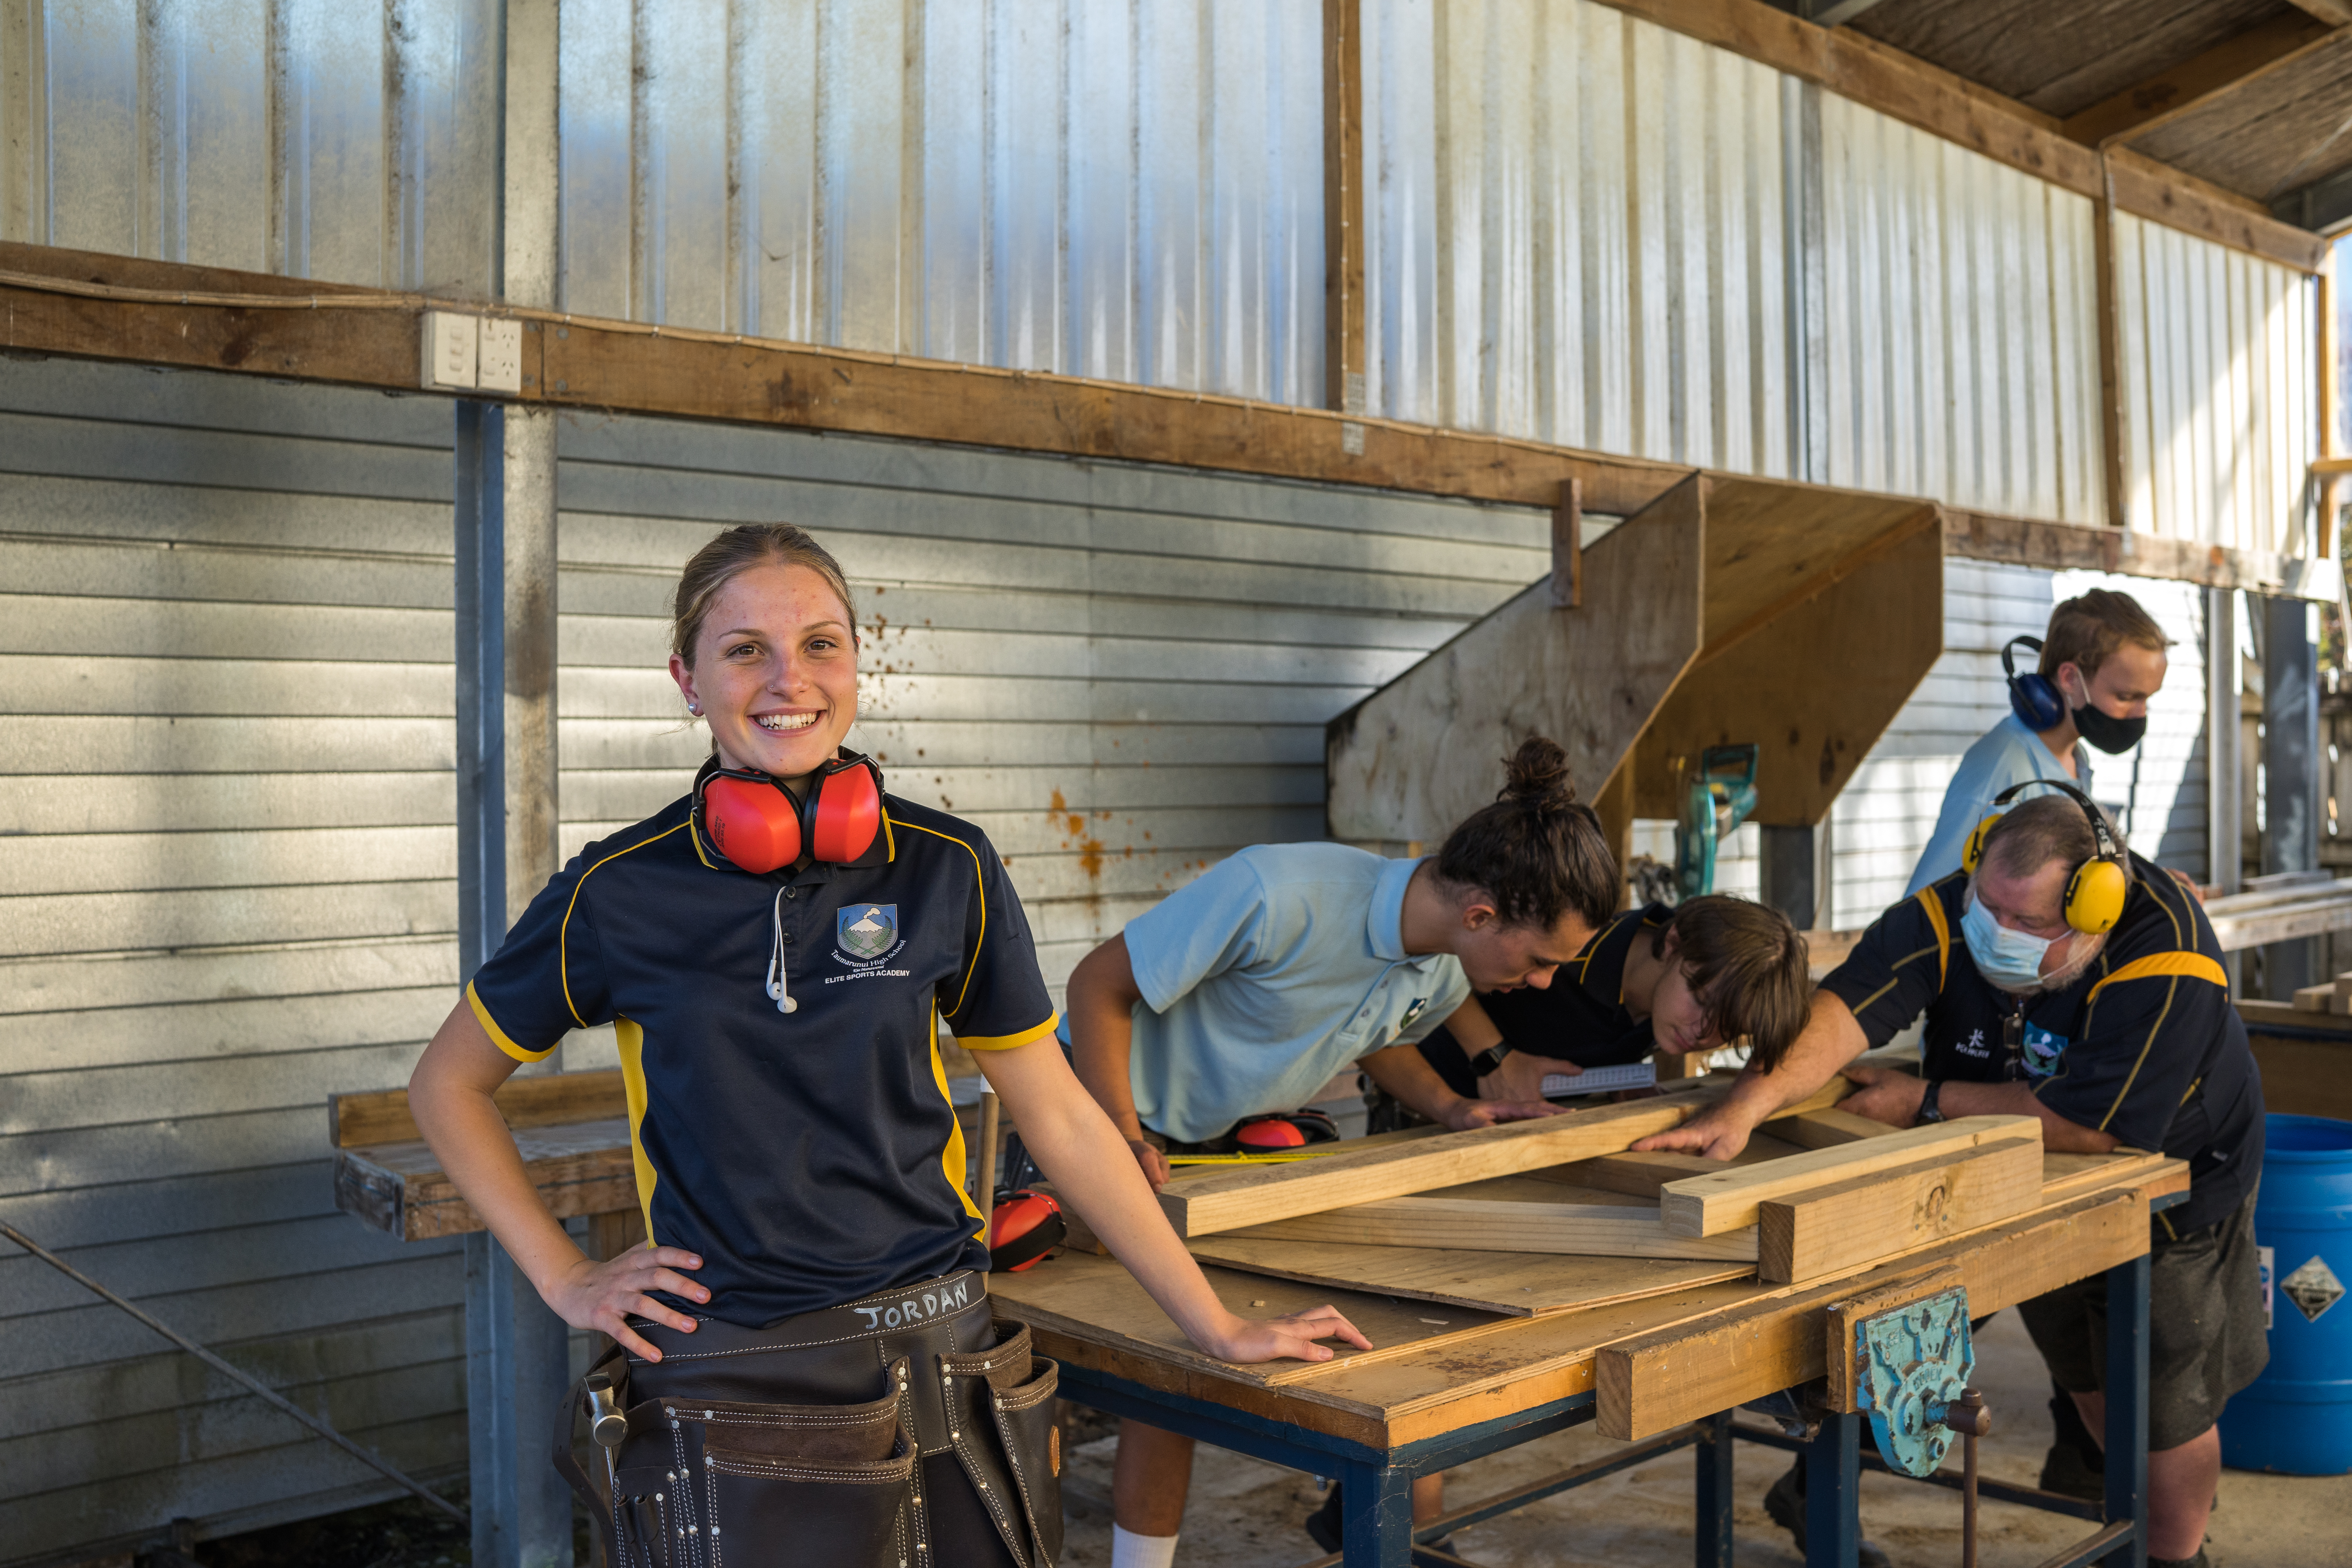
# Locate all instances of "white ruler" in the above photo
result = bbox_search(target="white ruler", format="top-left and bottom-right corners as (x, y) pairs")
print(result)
(1540, 1060), (1659, 1097)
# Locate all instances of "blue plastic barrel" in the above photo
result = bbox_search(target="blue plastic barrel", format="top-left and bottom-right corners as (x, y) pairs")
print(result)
(2218, 1114), (2352, 1475)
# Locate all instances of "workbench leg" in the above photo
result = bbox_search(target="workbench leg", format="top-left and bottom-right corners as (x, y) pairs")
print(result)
(1338, 1457), (1415, 1568)
(467, 1231), (577, 1568)
(1694, 1410), (1735, 1568)
(1803, 1412), (1860, 1568)
(2100, 1250), (2152, 1568)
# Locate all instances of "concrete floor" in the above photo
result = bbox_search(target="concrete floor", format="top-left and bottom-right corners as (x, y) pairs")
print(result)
(1055, 1310), (2352, 1567)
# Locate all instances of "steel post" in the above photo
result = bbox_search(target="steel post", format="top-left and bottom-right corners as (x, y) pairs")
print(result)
(1804, 1412), (1861, 1568)
(1694, 1409), (1735, 1568)
(2100, 1250), (2152, 1568)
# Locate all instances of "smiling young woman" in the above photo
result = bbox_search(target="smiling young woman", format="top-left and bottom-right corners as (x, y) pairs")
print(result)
(405, 523), (1369, 1568)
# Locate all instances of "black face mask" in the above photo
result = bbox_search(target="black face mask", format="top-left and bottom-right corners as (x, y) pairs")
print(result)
(2071, 698), (2145, 754)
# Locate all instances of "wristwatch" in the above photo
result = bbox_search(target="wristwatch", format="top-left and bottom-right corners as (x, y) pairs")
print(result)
(1468, 1042), (1514, 1078)
(1916, 1079), (1946, 1125)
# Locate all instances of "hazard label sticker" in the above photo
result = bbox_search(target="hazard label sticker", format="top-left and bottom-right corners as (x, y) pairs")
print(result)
(2280, 1255), (2344, 1324)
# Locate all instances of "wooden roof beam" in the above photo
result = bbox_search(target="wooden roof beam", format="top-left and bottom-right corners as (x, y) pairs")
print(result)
(2288, 0), (2352, 26)
(2062, 12), (2338, 147)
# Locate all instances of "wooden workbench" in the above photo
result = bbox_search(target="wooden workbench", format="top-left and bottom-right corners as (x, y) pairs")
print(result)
(994, 1152), (2186, 1451)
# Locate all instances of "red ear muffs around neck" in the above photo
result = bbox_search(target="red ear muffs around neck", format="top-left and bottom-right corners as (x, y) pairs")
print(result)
(809, 755), (882, 862)
(703, 774), (801, 873)
(699, 751), (885, 874)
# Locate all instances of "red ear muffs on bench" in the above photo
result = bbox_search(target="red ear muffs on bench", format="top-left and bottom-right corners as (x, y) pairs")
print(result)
(698, 750), (884, 873)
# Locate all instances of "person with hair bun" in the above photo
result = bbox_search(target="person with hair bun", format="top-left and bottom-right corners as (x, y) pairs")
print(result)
(1061, 735), (1621, 1565)
(406, 523), (1371, 1568)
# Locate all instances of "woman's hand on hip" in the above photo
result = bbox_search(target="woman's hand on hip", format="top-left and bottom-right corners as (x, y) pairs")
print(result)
(543, 1243), (708, 1362)
(1197, 1303), (1374, 1365)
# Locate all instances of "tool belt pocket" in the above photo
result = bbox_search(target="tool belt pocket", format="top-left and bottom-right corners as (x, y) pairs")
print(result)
(606, 1372), (916, 1568)
(940, 1320), (1063, 1568)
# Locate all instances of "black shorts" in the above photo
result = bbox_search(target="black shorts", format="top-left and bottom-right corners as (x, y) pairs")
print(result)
(2016, 1189), (2269, 1452)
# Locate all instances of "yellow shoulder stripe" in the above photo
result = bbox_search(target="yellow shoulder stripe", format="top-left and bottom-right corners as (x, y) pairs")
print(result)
(890, 818), (990, 1018)
(467, 980), (555, 1063)
(2086, 951), (2228, 1004)
(1915, 887), (1950, 991)
(957, 1014), (1062, 1052)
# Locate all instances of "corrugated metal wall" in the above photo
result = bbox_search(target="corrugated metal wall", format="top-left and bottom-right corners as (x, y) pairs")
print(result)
(1817, 96), (2105, 524)
(0, 356), (1544, 1561)
(1360, 0), (1794, 472)
(1828, 564), (2211, 923)
(0, 0), (502, 290)
(0, 360), (472, 1561)
(2114, 213), (2319, 556)
(558, 0), (1324, 397)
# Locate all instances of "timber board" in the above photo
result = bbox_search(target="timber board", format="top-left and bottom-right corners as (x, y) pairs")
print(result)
(334, 1119), (637, 1241)
(1183, 1236), (1753, 1318)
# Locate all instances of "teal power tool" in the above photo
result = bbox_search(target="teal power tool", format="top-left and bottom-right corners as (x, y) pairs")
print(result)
(1675, 744), (1760, 901)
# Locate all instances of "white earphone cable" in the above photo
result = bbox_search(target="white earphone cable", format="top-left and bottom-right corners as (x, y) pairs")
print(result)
(765, 884), (799, 1014)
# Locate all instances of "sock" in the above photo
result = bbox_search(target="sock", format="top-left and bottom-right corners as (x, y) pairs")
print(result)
(1111, 1524), (1180, 1568)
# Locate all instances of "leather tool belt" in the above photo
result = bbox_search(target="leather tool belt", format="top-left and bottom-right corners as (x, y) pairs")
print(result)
(555, 1270), (1062, 1568)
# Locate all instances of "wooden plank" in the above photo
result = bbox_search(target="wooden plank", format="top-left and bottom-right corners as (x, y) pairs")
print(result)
(1597, 1189), (2148, 1440)
(1545, 1151), (1728, 1198)
(1550, 478), (1582, 609)
(1325, 475), (1704, 845)
(1185, 1236), (1752, 1319)
(1155, 1073), (1860, 1239)
(1658, 1116), (2040, 1237)
(2244, 1035), (2352, 1123)
(328, 1068), (627, 1148)
(1762, 1108), (1903, 1150)
(1756, 1138), (2045, 1283)
(2039, 1149), (2179, 1206)
(1321, 0), (1365, 417)
(334, 1119), (637, 1241)
(1802, 927), (1863, 980)
(1230, 1176), (1761, 1263)
(2102, 147), (2330, 274)
(2059, 13), (2336, 147)
(1944, 508), (2344, 601)
(1823, 1265), (1966, 1414)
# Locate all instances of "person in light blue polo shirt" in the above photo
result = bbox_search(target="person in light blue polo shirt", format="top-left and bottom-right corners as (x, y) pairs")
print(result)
(1062, 737), (1623, 1568)
(1907, 589), (2170, 897)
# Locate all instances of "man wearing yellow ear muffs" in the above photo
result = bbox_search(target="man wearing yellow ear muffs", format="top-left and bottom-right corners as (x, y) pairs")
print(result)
(1637, 784), (2264, 1568)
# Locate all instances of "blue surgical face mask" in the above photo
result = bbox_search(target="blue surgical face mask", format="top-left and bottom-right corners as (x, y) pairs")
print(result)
(1962, 892), (2053, 993)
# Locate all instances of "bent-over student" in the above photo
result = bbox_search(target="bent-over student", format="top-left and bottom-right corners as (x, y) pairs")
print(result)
(1063, 737), (1621, 1565)
(1640, 786), (2262, 1568)
(1416, 893), (1814, 1099)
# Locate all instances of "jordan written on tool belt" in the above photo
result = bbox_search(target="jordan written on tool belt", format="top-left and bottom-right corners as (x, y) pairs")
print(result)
(555, 1269), (1062, 1568)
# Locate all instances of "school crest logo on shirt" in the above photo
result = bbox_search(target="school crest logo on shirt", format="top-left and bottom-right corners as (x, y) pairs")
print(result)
(2021, 1022), (2069, 1078)
(839, 904), (899, 960)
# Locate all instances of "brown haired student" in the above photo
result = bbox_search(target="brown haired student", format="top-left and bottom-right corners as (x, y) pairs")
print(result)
(1062, 737), (1622, 1564)
(406, 523), (1370, 1568)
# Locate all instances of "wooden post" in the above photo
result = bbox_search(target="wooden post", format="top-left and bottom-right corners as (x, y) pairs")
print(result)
(1323, 0), (1366, 418)
(2319, 248), (2341, 558)
(2094, 153), (2131, 530)
(1551, 478), (1583, 608)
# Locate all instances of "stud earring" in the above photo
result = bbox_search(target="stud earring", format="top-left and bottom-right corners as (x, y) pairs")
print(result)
(686, 702), (702, 717)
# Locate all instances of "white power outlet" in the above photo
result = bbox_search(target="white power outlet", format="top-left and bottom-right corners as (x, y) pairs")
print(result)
(421, 311), (478, 390)
(477, 319), (523, 394)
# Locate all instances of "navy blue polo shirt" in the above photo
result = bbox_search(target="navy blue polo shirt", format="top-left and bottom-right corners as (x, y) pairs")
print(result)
(466, 789), (1059, 1327)
(1417, 904), (1670, 1096)
(1820, 855), (2263, 1234)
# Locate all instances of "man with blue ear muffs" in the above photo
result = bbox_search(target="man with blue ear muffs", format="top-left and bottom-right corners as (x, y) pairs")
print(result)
(1906, 588), (2172, 897)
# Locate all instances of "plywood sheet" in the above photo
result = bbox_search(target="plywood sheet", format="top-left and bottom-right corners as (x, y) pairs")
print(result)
(1229, 1177), (1759, 1263)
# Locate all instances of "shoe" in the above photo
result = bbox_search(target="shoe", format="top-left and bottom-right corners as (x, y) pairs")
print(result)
(1301, 1483), (1452, 1557)
(2038, 1390), (2107, 1504)
(1304, 1483), (1341, 1553)
(1762, 1458), (1893, 1568)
